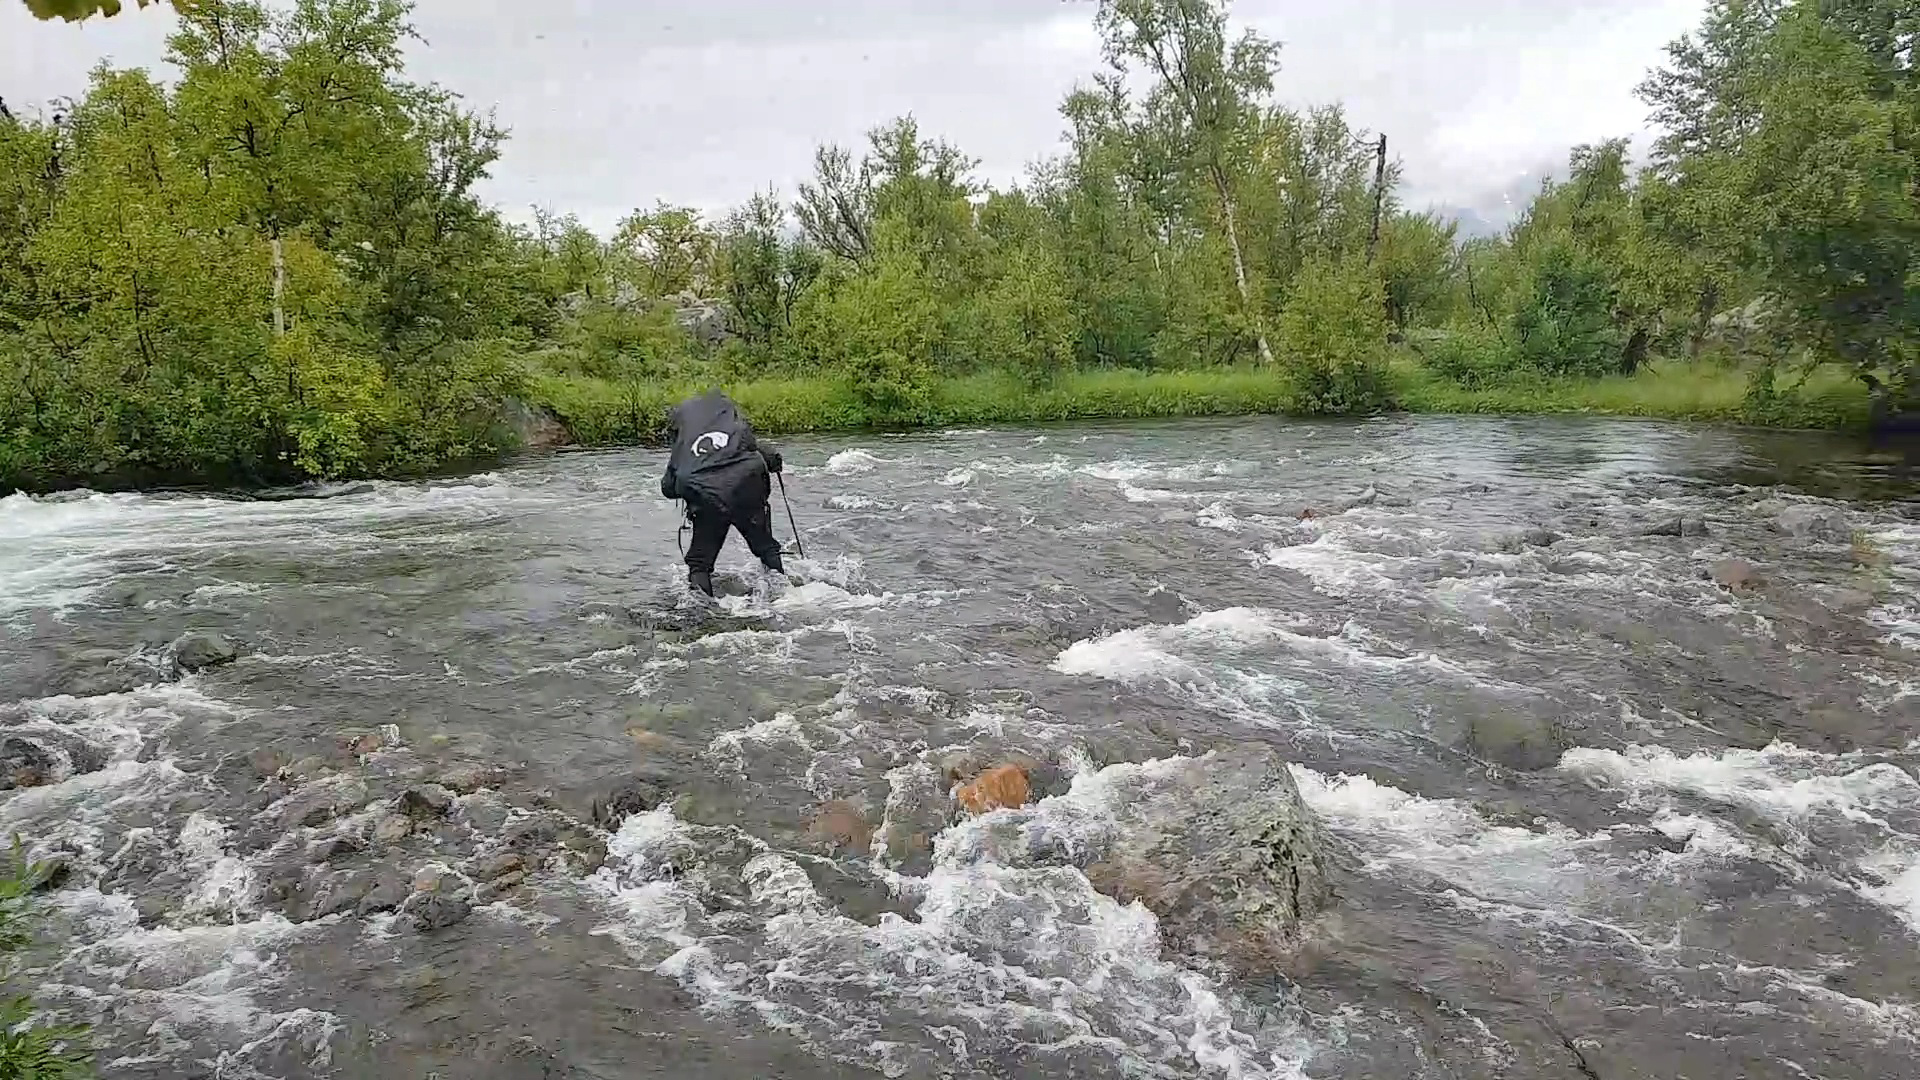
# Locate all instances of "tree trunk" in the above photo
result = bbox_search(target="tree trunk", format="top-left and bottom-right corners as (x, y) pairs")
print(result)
(1689, 280), (1719, 358)
(1366, 134), (1387, 263)
(1622, 326), (1650, 376)
(1212, 165), (1275, 367)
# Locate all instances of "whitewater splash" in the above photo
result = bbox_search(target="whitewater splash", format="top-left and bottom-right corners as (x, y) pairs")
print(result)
(591, 795), (1318, 1080)
(0, 477), (545, 619)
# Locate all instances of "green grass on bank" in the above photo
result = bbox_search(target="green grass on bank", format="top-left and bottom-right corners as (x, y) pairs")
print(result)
(530, 366), (1307, 445)
(529, 359), (1872, 446)
(1389, 357), (1871, 430)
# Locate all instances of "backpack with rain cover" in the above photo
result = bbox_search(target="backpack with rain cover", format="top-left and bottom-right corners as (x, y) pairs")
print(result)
(661, 391), (770, 516)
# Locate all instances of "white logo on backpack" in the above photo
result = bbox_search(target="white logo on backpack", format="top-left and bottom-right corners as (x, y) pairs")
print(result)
(691, 431), (731, 457)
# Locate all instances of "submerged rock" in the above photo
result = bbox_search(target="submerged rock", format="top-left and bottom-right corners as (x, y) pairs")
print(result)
(1774, 505), (1850, 542)
(401, 890), (472, 932)
(475, 871), (527, 904)
(1640, 514), (1708, 538)
(1825, 586), (1878, 612)
(934, 749), (986, 785)
(560, 834), (608, 874)
(1708, 558), (1765, 592)
(1092, 748), (1328, 971)
(877, 762), (952, 871)
(492, 809), (606, 876)
(1339, 486), (1380, 511)
(1, 730), (107, 790)
(279, 776), (370, 830)
(357, 874), (411, 915)
(1467, 710), (1567, 772)
(397, 783), (455, 820)
(26, 853), (72, 893)
(302, 871), (375, 922)
(808, 800), (873, 854)
(455, 790), (512, 834)
(304, 834), (367, 864)
(436, 763), (511, 794)
(590, 779), (666, 831)
(466, 851), (525, 883)
(940, 747), (1071, 804)
(169, 631), (238, 673)
(56, 646), (157, 697)
(370, 814), (413, 846)
(248, 747), (289, 780)
(503, 811), (565, 853)
(1499, 526), (1564, 551)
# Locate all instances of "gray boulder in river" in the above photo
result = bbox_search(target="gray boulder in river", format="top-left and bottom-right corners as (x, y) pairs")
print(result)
(954, 745), (1331, 973)
(1772, 504), (1851, 542)
(168, 630), (238, 674)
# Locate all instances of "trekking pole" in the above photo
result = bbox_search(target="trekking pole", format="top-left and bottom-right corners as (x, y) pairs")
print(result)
(776, 473), (806, 559)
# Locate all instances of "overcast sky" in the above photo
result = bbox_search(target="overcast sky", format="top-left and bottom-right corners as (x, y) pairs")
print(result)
(0, 0), (1705, 234)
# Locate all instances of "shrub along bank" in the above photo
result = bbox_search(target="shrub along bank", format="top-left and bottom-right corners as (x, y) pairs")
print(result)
(528, 360), (1872, 448)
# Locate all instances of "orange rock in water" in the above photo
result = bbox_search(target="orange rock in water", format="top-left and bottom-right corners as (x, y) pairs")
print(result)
(954, 765), (1030, 815)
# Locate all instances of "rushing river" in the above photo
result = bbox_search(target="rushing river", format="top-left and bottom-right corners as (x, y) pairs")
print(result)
(6, 414), (1920, 1079)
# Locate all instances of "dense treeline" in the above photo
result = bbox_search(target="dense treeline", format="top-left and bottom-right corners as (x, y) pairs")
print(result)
(0, 0), (1912, 491)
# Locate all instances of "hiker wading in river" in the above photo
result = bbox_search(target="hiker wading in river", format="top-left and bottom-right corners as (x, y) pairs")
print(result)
(659, 390), (788, 597)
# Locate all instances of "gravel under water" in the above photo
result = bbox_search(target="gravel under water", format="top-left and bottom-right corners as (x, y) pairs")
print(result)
(6, 414), (1920, 1079)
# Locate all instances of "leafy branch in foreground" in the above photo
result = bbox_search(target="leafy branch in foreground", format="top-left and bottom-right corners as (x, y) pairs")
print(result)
(20, 0), (194, 22)
(0, 840), (91, 1078)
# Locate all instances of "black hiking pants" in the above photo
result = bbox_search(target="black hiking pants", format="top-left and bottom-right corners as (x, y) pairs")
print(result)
(684, 499), (784, 577)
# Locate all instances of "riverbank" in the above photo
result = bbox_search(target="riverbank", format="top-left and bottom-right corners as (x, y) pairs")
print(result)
(0, 362), (1872, 496)
(1388, 359), (1871, 430)
(527, 359), (1872, 448)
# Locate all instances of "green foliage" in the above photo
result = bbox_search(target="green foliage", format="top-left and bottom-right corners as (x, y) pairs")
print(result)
(613, 202), (715, 298)
(275, 326), (386, 479)
(1419, 329), (1519, 390)
(714, 191), (789, 351)
(1639, 0), (1920, 407)
(959, 241), (1077, 387)
(1277, 256), (1392, 413)
(1393, 353), (1869, 429)
(0, 0), (534, 491)
(0, 842), (93, 1078)
(1377, 212), (1459, 333)
(798, 252), (942, 420)
(21, 0), (186, 20)
(0, 995), (91, 1079)
(1510, 234), (1625, 378)
(556, 301), (697, 382)
(531, 365), (1303, 444)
